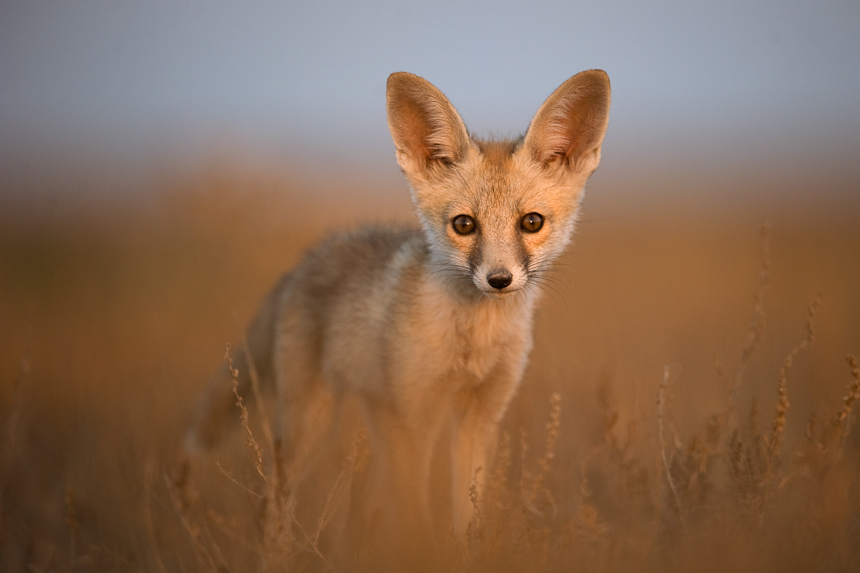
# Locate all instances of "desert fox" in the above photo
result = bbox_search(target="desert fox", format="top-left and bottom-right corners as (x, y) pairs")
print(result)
(186, 70), (611, 546)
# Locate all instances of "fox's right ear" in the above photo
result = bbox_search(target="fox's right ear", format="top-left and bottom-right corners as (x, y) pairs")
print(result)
(523, 69), (611, 178)
(386, 72), (471, 181)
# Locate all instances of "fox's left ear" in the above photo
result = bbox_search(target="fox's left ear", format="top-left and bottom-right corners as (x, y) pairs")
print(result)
(386, 72), (471, 182)
(523, 70), (611, 177)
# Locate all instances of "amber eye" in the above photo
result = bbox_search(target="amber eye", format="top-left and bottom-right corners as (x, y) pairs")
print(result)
(452, 215), (476, 235)
(521, 212), (544, 233)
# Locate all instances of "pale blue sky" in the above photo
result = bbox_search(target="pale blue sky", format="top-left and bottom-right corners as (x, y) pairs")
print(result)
(2, 0), (858, 198)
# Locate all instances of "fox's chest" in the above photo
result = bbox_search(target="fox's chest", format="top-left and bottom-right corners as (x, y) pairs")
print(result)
(383, 283), (536, 395)
(429, 296), (534, 384)
(452, 323), (506, 381)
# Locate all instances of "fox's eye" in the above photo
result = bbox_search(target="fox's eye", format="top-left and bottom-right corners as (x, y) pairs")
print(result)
(452, 215), (476, 235)
(521, 213), (544, 233)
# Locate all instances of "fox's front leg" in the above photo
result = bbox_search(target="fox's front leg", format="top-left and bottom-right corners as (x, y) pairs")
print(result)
(361, 398), (445, 545)
(450, 367), (523, 538)
(450, 405), (497, 537)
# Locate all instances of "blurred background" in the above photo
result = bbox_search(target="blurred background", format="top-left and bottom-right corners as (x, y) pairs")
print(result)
(2, 0), (859, 214)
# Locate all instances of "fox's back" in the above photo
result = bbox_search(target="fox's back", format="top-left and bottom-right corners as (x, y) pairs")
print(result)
(287, 226), (425, 302)
(273, 226), (432, 393)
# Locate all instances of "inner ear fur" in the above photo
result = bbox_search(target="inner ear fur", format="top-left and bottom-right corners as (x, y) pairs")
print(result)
(386, 72), (471, 177)
(523, 69), (611, 174)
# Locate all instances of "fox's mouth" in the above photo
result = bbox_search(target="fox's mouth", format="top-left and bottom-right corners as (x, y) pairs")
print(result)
(477, 284), (521, 299)
(485, 291), (515, 299)
(471, 266), (525, 297)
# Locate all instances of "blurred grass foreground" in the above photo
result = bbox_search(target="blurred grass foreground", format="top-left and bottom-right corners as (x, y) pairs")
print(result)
(1, 158), (859, 571)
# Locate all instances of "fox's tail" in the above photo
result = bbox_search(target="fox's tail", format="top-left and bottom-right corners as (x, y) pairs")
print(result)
(184, 279), (284, 453)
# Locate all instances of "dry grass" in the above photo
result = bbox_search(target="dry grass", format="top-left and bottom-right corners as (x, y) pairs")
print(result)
(1, 161), (859, 571)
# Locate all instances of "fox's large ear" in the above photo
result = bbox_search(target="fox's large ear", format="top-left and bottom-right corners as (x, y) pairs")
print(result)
(386, 72), (471, 180)
(523, 69), (611, 176)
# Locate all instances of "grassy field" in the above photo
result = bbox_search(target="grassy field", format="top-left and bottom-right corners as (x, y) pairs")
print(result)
(1, 161), (859, 571)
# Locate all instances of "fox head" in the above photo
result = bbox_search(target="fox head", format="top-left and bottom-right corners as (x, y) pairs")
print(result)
(386, 70), (610, 299)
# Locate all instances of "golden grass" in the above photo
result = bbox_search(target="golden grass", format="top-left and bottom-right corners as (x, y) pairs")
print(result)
(1, 163), (859, 571)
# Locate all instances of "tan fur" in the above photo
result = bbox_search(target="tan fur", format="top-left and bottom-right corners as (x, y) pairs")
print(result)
(186, 70), (611, 548)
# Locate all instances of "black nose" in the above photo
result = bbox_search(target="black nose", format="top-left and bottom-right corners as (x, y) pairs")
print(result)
(486, 269), (513, 290)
